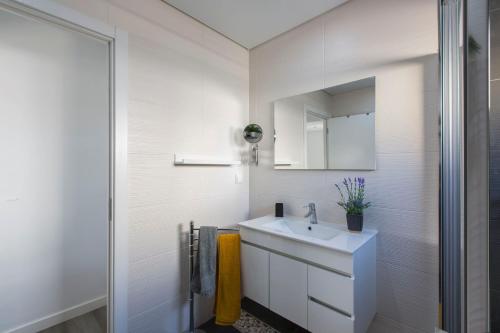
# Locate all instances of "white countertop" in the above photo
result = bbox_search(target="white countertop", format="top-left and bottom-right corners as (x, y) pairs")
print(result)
(238, 215), (377, 254)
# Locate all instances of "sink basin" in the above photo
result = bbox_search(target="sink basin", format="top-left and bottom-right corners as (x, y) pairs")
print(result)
(238, 215), (377, 254)
(262, 218), (340, 241)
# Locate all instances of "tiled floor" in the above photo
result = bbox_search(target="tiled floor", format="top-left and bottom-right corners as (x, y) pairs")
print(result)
(233, 310), (279, 333)
(200, 298), (307, 333)
(199, 318), (242, 333)
(38, 307), (106, 333)
(200, 298), (426, 333)
(200, 310), (279, 333)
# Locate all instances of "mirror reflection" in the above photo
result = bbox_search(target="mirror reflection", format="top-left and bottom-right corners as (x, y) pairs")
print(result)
(273, 77), (376, 170)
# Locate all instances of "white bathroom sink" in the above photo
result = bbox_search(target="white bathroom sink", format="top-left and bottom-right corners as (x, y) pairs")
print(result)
(238, 215), (377, 254)
(262, 219), (340, 240)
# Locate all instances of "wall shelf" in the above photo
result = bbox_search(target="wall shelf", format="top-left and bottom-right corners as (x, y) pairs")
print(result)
(174, 154), (241, 166)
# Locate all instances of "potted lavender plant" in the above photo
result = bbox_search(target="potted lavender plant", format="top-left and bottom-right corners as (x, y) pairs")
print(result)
(335, 177), (371, 231)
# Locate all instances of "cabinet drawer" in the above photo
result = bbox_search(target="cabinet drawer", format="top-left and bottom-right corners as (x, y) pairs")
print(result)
(308, 265), (354, 314)
(308, 298), (354, 333)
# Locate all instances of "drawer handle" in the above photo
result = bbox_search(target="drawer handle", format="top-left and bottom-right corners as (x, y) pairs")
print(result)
(309, 296), (353, 319)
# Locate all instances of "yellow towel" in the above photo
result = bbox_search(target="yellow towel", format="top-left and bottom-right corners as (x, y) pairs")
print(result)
(214, 234), (241, 326)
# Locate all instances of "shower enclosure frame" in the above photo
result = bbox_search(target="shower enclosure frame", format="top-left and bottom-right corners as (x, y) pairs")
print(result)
(439, 0), (464, 330)
(440, 0), (491, 332)
(0, 1), (129, 332)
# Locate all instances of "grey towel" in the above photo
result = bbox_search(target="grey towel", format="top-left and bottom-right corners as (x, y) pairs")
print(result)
(191, 226), (217, 297)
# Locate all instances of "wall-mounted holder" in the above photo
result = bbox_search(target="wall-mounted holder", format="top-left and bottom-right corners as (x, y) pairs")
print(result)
(274, 162), (293, 167)
(243, 124), (263, 166)
(251, 144), (259, 166)
(174, 154), (241, 166)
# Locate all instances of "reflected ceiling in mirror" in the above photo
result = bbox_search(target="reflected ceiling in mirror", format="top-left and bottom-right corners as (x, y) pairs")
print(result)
(273, 77), (376, 170)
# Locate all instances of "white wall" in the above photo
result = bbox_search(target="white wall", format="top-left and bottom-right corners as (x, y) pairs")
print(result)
(0, 8), (108, 332)
(250, 0), (439, 332)
(50, 0), (250, 332)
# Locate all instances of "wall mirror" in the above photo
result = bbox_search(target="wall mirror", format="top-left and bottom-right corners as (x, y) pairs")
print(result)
(273, 77), (376, 170)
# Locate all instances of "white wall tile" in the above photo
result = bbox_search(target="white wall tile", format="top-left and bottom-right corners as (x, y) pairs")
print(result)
(376, 232), (438, 276)
(365, 207), (439, 244)
(374, 58), (439, 154)
(128, 296), (189, 333)
(128, 203), (191, 262)
(127, 35), (205, 107)
(376, 261), (438, 332)
(366, 152), (439, 213)
(128, 250), (188, 317)
(249, 0), (439, 331)
(128, 100), (202, 155)
(368, 314), (427, 333)
(251, 17), (325, 103)
(52, 0), (109, 22)
(323, 0), (438, 77)
(129, 154), (248, 208)
(201, 26), (249, 67)
(109, 0), (205, 46)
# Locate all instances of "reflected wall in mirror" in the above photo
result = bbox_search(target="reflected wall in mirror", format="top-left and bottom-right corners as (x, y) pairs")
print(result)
(273, 77), (376, 170)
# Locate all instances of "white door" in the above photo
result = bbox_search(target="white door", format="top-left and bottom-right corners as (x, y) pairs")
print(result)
(241, 243), (270, 307)
(269, 253), (308, 328)
(0, 7), (110, 332)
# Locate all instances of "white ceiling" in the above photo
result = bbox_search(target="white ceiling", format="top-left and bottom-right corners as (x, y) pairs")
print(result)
(162, 0), (350, 49)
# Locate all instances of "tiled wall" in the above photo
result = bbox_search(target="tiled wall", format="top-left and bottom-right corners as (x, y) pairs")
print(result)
(491, 1), (500, 331)
(35, 0), (441, 331)
(53, 0), (249, 332)
(249, 0), (439, 332)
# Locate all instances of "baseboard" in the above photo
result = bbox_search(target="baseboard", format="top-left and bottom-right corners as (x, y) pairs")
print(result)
(5, 295), (106, 333)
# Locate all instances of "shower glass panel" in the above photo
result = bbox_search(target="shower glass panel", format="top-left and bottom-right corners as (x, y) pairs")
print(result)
(491, 1), (500, 331)
(0, 5), (110, 333)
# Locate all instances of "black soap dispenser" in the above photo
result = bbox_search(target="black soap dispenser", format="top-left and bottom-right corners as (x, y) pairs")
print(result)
(275, 203), (284, 217)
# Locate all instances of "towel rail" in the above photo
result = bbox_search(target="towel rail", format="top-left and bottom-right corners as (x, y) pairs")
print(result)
(186, 220), (239, 333)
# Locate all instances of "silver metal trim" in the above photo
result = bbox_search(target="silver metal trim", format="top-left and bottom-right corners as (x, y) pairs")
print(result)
(0, 0), (112, 42)
(439, 0), (464, 331)
(186, 221), (239, 333)
(308, 296), (353, 319)
(241, 240), (353, 278)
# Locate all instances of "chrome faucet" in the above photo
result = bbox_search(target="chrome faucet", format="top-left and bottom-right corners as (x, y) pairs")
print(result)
(304, 203), (318, 224)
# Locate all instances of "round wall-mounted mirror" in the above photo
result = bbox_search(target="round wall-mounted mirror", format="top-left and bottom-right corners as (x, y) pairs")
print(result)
(243, 124), (263, 165)
(243, 124), (263, 144)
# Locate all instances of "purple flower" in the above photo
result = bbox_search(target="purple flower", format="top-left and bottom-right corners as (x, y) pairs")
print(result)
(334, 177), (371, 215)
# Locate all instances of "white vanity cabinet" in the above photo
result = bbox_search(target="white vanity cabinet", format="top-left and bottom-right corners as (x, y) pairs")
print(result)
(239, 215), (378, 333)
